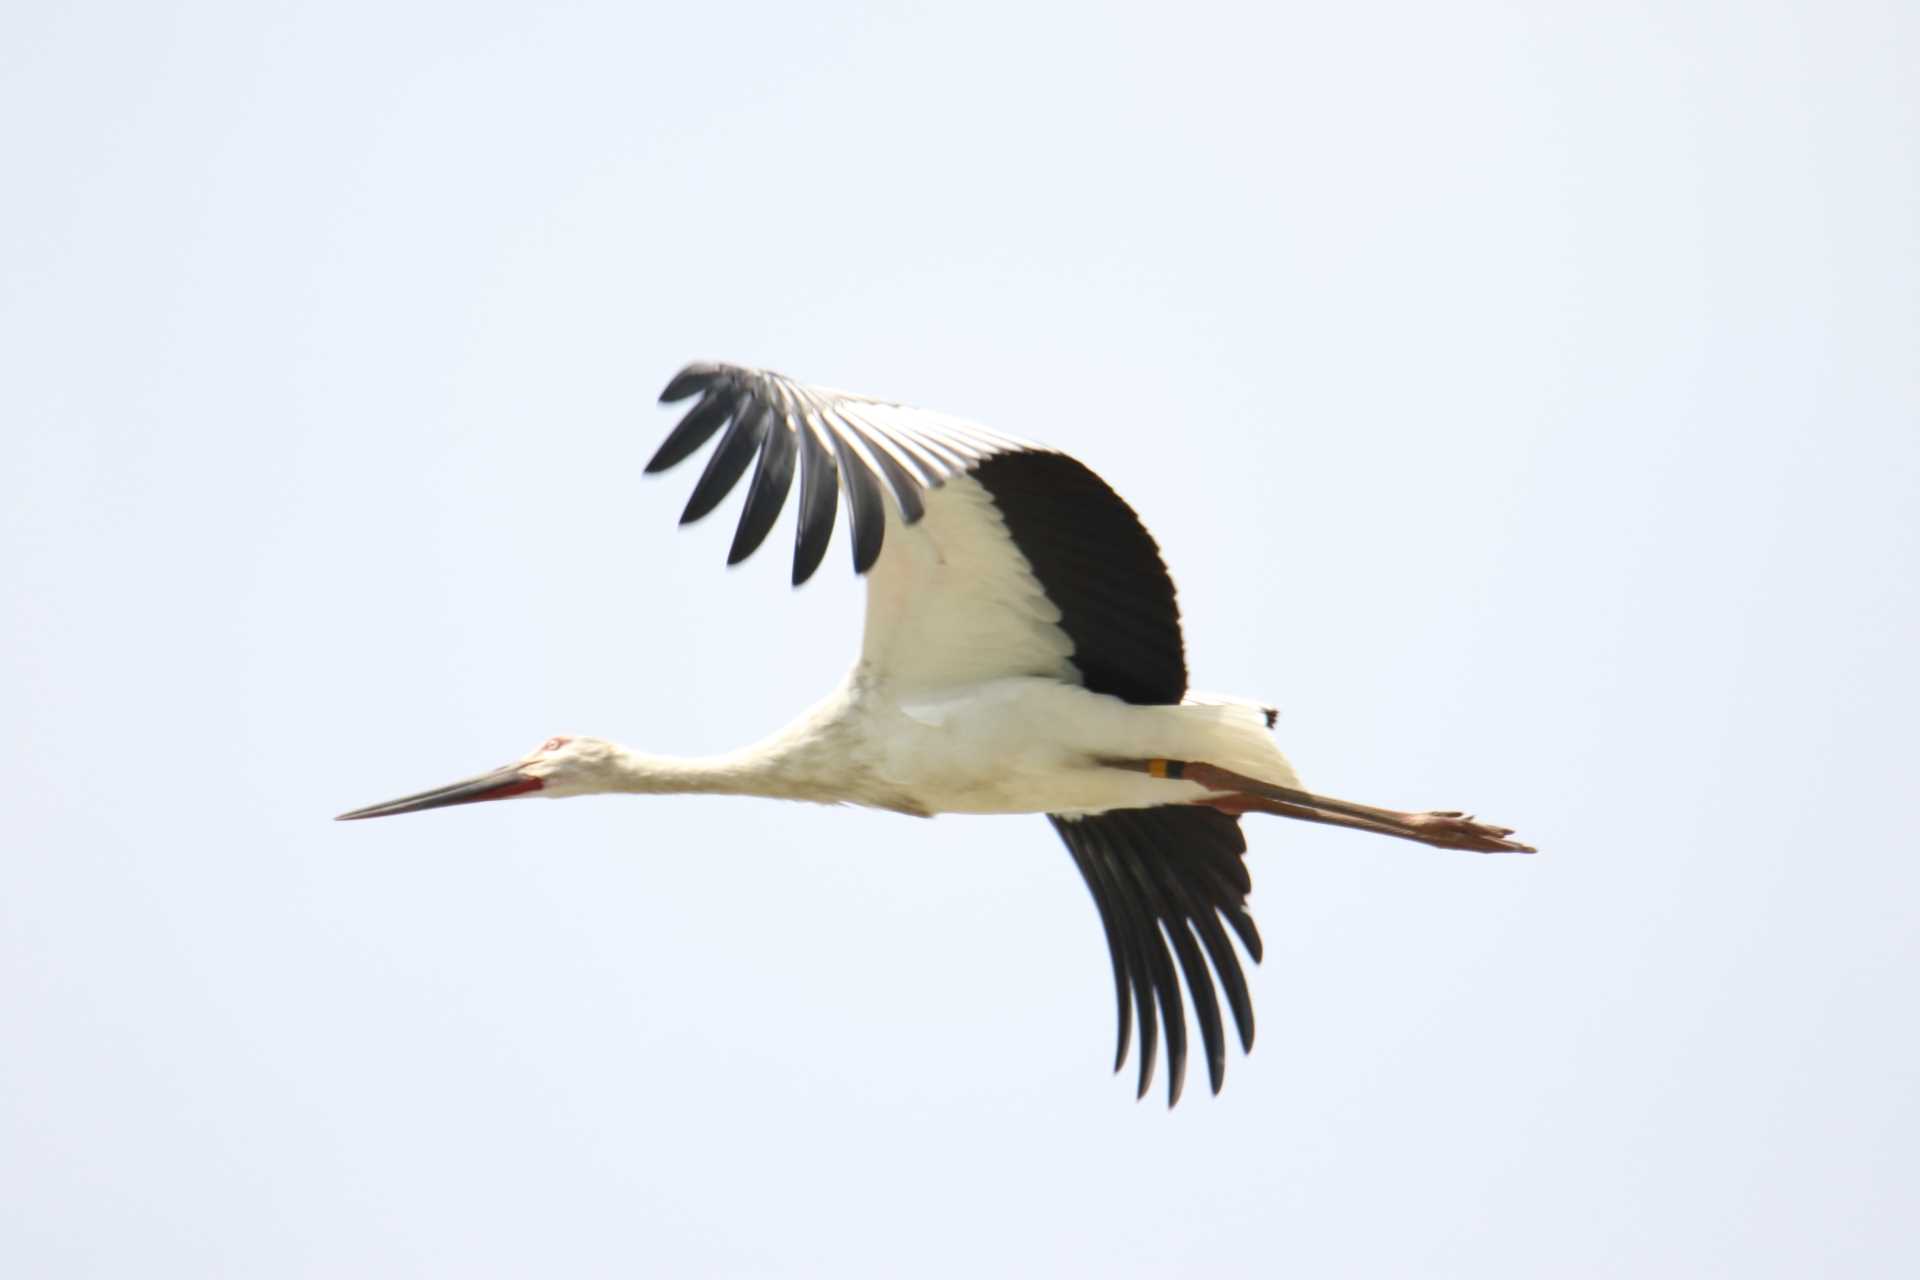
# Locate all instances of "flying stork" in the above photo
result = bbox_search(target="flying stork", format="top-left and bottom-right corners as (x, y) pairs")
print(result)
(339, 362), (1533, 1105)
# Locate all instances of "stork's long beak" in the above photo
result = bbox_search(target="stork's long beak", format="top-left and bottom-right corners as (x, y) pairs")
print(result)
(335, 765), (544, 821)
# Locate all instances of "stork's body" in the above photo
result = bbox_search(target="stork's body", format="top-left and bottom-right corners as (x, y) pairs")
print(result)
(700, 675), (1290, 818)
(340, 363), (1531, 1105)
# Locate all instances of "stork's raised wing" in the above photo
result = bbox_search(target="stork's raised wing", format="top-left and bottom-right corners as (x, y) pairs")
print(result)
(650, 362), (1188, 704)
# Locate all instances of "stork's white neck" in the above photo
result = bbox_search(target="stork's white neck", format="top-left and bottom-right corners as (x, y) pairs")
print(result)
(540, 687), (885, 809)
(598, 744), (826, 802)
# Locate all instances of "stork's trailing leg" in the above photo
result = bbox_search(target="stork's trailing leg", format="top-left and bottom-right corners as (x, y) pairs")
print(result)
(1115, 759), (1535, 854)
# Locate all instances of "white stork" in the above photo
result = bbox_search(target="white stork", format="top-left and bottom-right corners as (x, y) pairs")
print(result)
(339, 362), (1532, 1105)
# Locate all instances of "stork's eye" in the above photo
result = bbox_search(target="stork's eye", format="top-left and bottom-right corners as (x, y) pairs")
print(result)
(542, 736), (573, 753)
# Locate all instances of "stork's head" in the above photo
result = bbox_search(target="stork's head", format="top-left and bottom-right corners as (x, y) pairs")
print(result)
(335, 734), (622, 820)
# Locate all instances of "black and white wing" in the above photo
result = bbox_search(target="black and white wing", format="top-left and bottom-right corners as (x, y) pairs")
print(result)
(648, 362), (1258, 1105)
(649, 362), (1186, 703)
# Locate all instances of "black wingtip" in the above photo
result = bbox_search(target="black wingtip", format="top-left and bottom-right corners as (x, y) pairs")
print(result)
(850, 528), (886, 576)
(659, 363), (723, 403)
(790, 422), (837, 586)
(1054, 808), (1260, 1108)
(646, 391), (733, 474)
(726, 420), (796, 567)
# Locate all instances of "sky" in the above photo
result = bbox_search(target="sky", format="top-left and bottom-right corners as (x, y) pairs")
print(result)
(3, 1), (1917, 1275)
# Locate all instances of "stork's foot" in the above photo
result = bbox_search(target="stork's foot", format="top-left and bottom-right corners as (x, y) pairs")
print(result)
(1401, 811), (1535, 854)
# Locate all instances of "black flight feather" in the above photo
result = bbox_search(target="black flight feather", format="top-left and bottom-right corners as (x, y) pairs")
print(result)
(728, 417), (797, 566)
(970, 452), (1188, 706)
(828, 430), (889, 575)
(680, 399), (768, 525)
(646, 390), (733, 473)
(791, 410), (839, 586)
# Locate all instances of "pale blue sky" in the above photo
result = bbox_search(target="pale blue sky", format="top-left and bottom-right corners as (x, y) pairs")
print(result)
(4, 2), (1916, 1275)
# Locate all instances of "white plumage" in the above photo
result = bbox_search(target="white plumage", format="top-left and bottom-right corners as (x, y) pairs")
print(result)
(339, 362), (1531, 1105)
